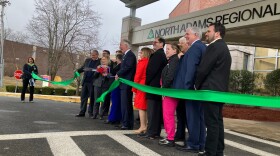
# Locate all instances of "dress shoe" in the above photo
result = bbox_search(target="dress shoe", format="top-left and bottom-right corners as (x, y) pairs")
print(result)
(137, 133), (159, 140)
(104, 120), (111, 124)
(137, 133), (149, 138)
(174, 137), (185, 142)
(111, 121), (120, 125)
(114, 125), (121, 128)
(176, 144), (199, 153)
(120, 126), (129, 130)
(198, 151), (207, 156)
(158, 138), (175, 147)
(134, 128), (147, 134)
(75, 114), (85, 117)
(91, 115), (97, 119)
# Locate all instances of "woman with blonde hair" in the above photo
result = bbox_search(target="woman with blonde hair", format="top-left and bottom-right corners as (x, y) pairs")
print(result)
(92, 56), (113, 119)
(159, 43), (181, 146)
(132, 47), (152, 134)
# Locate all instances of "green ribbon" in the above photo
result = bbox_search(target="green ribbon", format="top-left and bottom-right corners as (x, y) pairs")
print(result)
(31, 72), (80, 86)
(96, 78), (280, 109)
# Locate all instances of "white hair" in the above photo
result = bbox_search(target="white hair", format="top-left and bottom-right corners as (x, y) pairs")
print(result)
(186, 27), (202, 39)
(122, 39), (131, 49)
(179, 37), (187, 43)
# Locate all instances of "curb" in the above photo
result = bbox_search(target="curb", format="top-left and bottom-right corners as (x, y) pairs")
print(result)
(0, 92), (80, 103)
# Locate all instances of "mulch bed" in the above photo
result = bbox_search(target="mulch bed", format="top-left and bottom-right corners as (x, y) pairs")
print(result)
(223, 105), (280, 122)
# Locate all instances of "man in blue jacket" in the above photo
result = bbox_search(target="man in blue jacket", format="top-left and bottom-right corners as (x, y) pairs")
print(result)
(173, 27), (206, 153)
(115, 39), (137, 130)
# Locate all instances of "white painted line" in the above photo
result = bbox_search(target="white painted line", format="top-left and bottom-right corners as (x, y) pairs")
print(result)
(0, 130), (132, 141)
(225, 139), (278, 156)
(225, 129), (280, 148)
(47, 136), (85, 156)
(107, 133), (161, 156)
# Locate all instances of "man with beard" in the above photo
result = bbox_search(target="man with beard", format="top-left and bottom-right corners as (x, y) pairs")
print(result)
(196, 23), (232, 156)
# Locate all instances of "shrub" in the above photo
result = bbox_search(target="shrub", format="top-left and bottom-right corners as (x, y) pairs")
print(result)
(229, 70), (258, 94)
(6, 85), (16, 92)
(264, 69), (280, 96)
(42, 87), (54, 95)
(54, 88), (66, 95)
(17, 86), (28, 93)
(66, 89), (76, 96)
(34, 87), (42, 94)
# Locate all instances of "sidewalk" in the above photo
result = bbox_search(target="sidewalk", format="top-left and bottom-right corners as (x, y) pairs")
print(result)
(1, 92), (279, 142)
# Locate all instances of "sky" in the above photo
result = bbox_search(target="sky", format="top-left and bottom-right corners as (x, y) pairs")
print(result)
(5, 0), (181, 53)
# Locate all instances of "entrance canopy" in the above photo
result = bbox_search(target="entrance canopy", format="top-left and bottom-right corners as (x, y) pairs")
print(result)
(130, 0), (280, 49)
(120, 0), (158, 9)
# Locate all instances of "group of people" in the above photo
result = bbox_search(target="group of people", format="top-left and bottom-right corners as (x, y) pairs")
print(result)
(20, 22), (231, 156)
(75, 22), (231, 156)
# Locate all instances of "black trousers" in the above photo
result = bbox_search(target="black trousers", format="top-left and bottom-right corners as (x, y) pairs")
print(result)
(21, 78), (34, 101)
(203, 102), (224, 156)
(79, 82), (94, 115)
(147, 99), (162, 136)
(102, 92), (111, 116)
(175, 99), (186, 139)
(93, 86), (110, 117)
(120, 87), (134, 129)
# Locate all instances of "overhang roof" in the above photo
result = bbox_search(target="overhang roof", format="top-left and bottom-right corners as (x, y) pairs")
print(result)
(120, 0), (159, 9)
(129, 0), (280, 49)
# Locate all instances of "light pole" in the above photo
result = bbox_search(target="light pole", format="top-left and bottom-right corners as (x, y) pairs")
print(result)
(0, 0), (10, 87)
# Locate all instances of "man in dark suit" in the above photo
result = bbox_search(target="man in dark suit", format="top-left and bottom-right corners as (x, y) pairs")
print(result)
(138, 37), (167, 139)
(174, 27), (206, 152)
(76, 50), (100, 117)
(115, 39), (136, 130)
(196, 23), (231, 156)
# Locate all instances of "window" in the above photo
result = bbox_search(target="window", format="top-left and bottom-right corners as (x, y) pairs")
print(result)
(254, 58), (276, 70)
(255, 47), (277, 57)
(243, 54), (249, 70)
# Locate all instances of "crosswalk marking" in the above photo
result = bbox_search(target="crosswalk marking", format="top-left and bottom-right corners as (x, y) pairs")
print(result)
(225, 129), (280, 148)
(107, 133), (161, 156)
(0, 130), (279, 156)
(47, 136), (85, 156)
(225, 139), (278, 156)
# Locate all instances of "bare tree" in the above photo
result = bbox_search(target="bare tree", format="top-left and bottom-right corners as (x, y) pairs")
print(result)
(5, 28), (30, 44)
(27, 0), (101, 80)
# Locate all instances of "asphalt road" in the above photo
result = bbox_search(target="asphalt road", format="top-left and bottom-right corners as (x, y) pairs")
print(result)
(0, 96), (279, 156)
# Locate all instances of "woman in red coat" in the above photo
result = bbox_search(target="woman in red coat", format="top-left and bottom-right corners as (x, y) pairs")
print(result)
(133, 47), (152, 134)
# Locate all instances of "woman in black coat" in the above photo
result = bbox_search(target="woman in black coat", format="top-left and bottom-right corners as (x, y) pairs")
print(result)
(21, 57), (38, 102)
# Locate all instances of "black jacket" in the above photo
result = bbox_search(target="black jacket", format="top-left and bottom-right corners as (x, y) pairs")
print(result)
(195, 39), (232, 92)
(145, 48), (167, 100)
(22, 63), (38, 80)
(161, 54), (179, 88)
(77, 58), (100, 86)
(111, 63), (121, 76)
(92, 71), (113, 88)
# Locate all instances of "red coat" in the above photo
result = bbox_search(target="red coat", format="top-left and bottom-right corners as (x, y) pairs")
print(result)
(132, 58), (148, 110)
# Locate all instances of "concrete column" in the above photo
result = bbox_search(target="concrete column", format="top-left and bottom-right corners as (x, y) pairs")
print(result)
(121, 16), (141, 57)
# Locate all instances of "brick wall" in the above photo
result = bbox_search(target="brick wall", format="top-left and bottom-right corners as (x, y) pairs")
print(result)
(3, 40), (85, 79)
(169, 0), (190, 18)
(169, 0), (230, 18)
